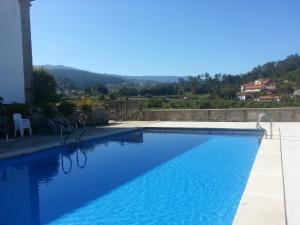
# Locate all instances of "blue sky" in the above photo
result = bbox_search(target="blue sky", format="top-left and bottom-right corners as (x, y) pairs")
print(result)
(30, 0), (300, 76)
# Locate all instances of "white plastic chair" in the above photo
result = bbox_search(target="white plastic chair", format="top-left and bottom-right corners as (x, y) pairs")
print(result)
(13, 114), (32, 138)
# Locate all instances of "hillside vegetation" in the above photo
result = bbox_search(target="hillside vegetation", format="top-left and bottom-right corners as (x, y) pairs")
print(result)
(37, 65), (183, 89)
(117, 54), (300, 98)
(38, 54), (300, 94)
(36, 54), (300, 109)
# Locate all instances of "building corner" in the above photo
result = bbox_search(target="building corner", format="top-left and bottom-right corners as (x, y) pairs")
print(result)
(19, 0), (33, 104)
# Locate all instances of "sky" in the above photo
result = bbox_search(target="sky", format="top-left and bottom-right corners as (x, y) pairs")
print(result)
(30, 0), (300, 76)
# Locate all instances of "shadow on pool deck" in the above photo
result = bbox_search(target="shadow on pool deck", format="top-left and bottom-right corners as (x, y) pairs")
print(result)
(0, 128), (212, 225)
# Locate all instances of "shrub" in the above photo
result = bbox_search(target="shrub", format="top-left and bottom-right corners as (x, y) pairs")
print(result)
(77, 98), (96, 108)
(40, 103), (56, 118)
(6, 103), (32, 118)
(198, 100), (211, 109)
(109, 93), (117, 100)
(145, 93), (153, 98)
(147, 99), (163, 108)
(99, 94), (105, 101)
(57, 102), (76, 117)
(81, 104), (92, 113)
(33, 68), (58, 105)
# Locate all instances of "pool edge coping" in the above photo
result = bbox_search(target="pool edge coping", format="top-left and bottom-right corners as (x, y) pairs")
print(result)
(232, 134), (286, 225)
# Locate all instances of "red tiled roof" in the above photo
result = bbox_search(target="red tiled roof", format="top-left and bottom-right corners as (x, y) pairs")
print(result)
(261, 79), (271, 85)
(243, 84), (265, 90)
(259, 96), (281, 100)
(242, 79), (271, 88)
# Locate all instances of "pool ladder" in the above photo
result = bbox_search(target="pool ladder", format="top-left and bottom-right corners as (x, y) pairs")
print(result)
(60, 122), (86, 144)
(256, 111), (273, 139)
(74, 122), (87, 143)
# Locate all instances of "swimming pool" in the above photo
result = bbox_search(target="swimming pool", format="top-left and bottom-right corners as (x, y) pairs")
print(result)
(0, 128), (262, 225)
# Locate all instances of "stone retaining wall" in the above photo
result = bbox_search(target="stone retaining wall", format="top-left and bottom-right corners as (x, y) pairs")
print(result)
(133, 108), (300, 122)
(86, 107), (109, 126)
(105, 100), (144, 121)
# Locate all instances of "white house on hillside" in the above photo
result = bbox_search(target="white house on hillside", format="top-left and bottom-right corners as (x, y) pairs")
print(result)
(0, 0), (33, 104)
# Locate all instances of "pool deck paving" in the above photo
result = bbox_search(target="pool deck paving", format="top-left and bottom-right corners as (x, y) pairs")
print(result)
(0, 121), (299, 225)
(0, 121), (154, 160)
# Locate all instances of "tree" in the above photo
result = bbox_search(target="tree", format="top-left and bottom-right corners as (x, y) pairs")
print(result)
(279, 83), (294, 94)
(109, 93), (117, 100)
(57, 101), (76, 117)
(84, 87), (94, 96)
(96, 84), (109, 95)
(118, 87), (139, 96)
(33, 68), (58, 104)
(84, 84), (108, 96)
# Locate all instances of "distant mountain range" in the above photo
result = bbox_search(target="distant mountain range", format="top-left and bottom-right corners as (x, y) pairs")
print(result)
(35, 65), (183, 89)
(35, 54), (300, 91)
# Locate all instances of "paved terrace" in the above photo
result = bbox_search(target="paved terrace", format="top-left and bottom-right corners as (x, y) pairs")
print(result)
(0, 121), (299, 225)
(0, 121), (154, 160)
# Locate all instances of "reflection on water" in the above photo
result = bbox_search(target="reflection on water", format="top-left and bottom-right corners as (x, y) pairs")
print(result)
(0, 130), (145, 225)
(0, 130), (259, 225)
(61, 148), (87, 174)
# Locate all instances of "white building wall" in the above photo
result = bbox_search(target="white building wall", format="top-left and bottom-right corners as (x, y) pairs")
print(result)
(0, 0), (25, 103)
(244, 87), (267, 93)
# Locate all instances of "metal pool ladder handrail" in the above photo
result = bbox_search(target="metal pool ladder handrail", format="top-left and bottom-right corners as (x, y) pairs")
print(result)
(75, 122), (87, 143)
(55, 118), (73, 144)
(59, 122), (86, 145)
(256, 111), (273, 139)
(60, 123), (72, 144)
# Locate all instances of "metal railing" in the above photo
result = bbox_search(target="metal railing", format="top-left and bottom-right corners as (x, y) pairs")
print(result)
(59, 122), (73, 144)
(256, 111), (273, 139)
(59, 122), (86, 145)
(75, 122), (86, 143)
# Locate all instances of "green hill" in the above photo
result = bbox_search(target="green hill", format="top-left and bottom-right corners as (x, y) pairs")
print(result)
(36, 65), (126, 89)
(35, 65), (183, 90)
(36, 54), (300, 92)
(243, 54), (300, 83)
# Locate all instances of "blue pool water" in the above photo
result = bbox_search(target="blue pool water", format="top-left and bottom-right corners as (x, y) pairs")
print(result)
(0, 129), (262, 225)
